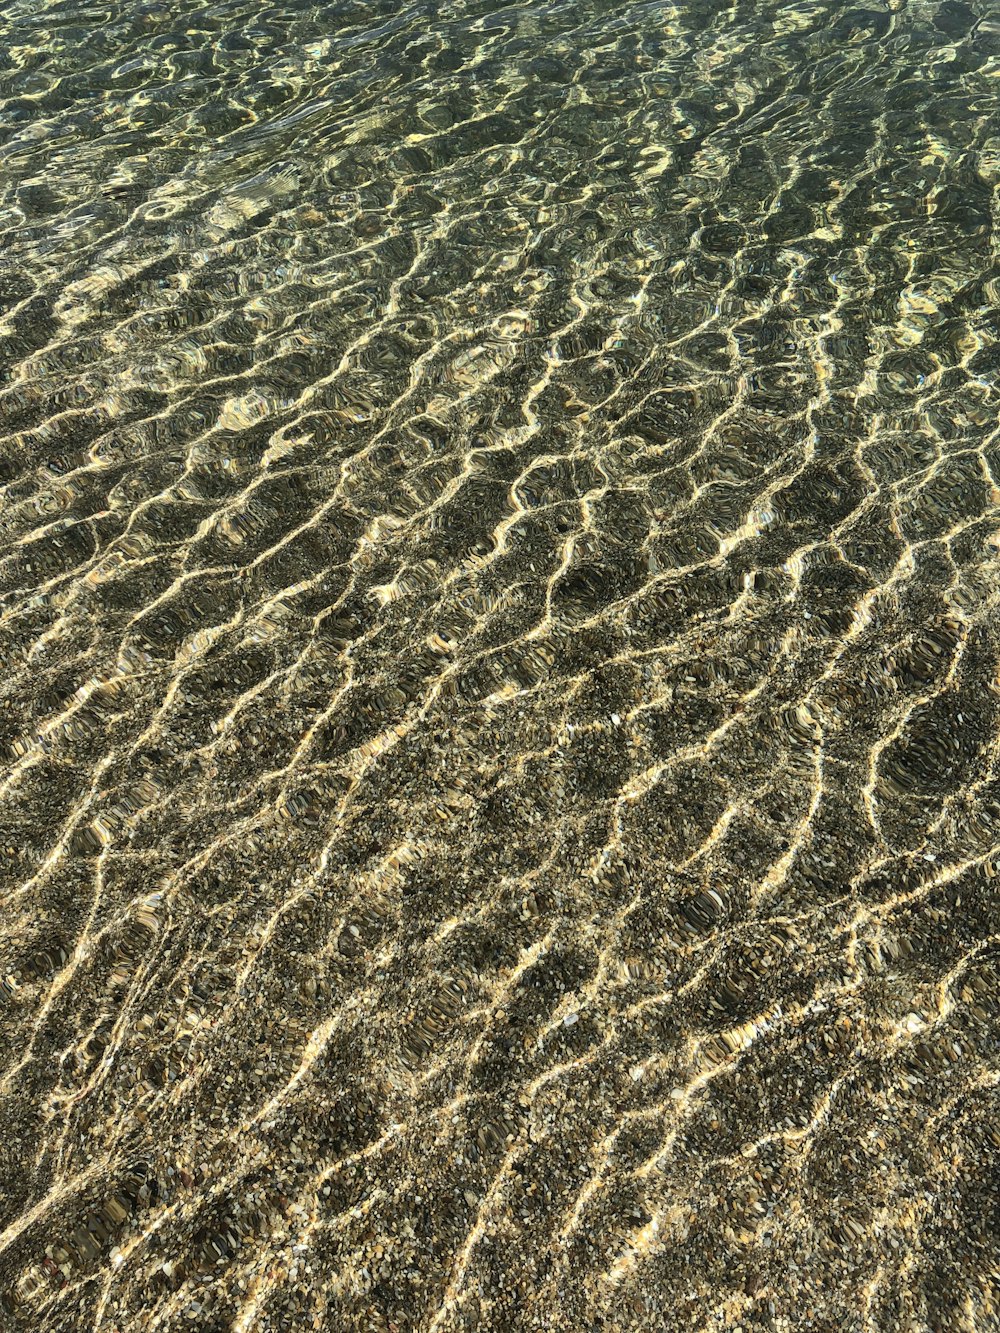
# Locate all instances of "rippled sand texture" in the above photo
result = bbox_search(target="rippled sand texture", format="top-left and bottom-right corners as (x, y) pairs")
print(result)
(2, 0), (1000, 1328)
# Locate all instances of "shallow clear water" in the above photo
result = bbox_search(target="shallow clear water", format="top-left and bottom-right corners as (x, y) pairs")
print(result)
(1, 1), (999, 1329)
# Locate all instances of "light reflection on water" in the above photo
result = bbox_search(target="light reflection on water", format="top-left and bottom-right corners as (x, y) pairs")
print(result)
(0, 1), (999, 1329)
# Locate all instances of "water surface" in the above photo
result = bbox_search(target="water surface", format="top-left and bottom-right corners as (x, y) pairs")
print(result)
(1, 1), (999, 1329)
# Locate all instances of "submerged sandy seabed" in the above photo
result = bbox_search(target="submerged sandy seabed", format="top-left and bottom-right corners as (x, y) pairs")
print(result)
(1, 0), (1000, 1328)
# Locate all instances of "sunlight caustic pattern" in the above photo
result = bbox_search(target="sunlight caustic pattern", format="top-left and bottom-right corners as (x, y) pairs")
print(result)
(0, 0), (999, 1329)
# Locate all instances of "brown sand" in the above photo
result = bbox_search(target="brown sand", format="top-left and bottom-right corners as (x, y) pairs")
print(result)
(1, 0), (1000, 1329)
